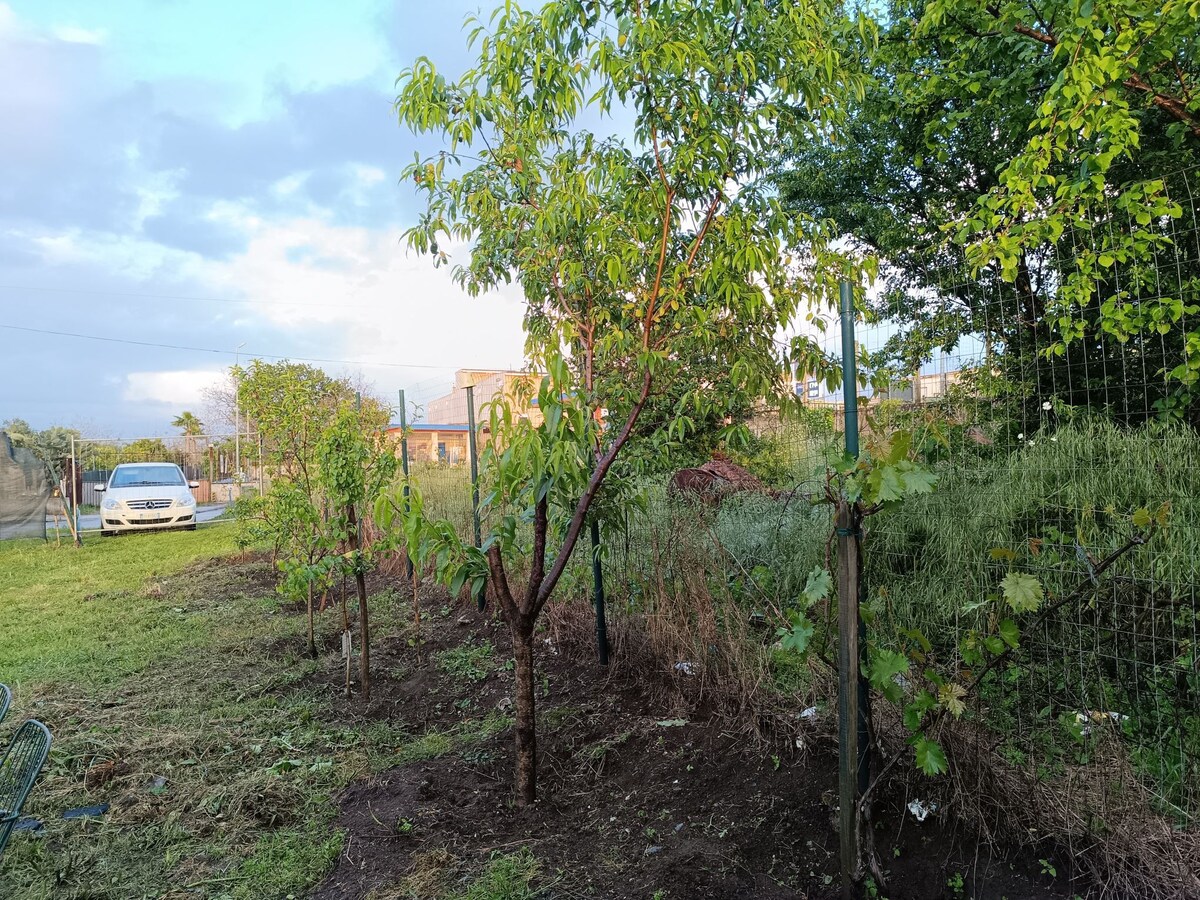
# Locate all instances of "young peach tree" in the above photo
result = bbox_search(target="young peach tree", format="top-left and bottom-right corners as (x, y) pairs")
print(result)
(390, 0), (860, 805)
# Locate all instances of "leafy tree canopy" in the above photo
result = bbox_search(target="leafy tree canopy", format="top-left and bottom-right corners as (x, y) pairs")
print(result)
(171, 411), (204, 435)
(2, 418), (82, 479)
(236, 361), (388, 476)
(780, 0), (1200, 423)
(394, 0), (865, 803)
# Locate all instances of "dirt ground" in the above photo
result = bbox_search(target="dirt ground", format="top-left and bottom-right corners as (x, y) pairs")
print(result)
(309, 587), (1077, 900)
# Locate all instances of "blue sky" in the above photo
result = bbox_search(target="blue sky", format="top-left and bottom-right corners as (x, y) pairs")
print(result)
(0, 0), (529, 436)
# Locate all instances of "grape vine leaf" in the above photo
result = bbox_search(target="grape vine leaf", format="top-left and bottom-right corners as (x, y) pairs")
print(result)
(1001, 572), (1044, 613)
(915, 737), (949, 776)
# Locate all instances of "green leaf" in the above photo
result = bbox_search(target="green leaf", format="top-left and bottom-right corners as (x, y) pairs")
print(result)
(903, 690), (939, 732)
(901, 466), (937, 494)
(1001, 572), (1044, 613)
(873, 465), (906, 502)
(1131, 507), (1152, 528)
(998, 619), (1020, 649)
(915, 737), (948, 776)
(801, 567), (833, 604)
(867, 649), (909, 702)
(901, 627), (932, 654)
(777, 613), (815, 655)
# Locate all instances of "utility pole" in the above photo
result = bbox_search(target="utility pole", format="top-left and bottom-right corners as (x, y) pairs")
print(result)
(234, 342), (246, 482)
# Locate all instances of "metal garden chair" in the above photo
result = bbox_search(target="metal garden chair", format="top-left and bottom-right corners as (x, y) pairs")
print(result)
(0, 685), (9, 726)
(0, 720), (52, 862)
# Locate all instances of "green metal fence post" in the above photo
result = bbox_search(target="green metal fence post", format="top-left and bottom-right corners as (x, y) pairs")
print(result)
(837, 278), (871, 897)
(466, 385), (485, 610)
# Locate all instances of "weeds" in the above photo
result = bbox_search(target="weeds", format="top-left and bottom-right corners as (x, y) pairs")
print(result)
(436, 639), (496, 683)
(454, 849), (541, 900)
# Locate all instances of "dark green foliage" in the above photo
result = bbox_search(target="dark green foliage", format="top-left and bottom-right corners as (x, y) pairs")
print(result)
(778, 0), (1200, 424)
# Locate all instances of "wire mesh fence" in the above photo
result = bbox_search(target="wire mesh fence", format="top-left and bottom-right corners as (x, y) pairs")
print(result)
(839, 168), (1200, 833)
(604, 184), (1196, 896)
(392, 170), (1198, 890)
(65, 433), (263, 536)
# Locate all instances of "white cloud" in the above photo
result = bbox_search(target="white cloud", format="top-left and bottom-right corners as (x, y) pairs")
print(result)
(52, 25), (106, 45)
(26, 226), (207, 283)
(0, 5), (105, 45)
(195, 213), (529, 379)
(353, 165), (386, 187)
(122, 369), (225, 407)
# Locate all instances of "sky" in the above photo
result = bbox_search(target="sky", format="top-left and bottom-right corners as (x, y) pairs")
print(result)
(0, 0), (530, 437)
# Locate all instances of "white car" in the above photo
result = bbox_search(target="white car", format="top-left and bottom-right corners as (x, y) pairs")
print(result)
(96, 463), (199, 536)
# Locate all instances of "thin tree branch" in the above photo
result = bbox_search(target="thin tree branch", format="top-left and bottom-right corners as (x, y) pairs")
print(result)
(533, 368), (653, 615)
(487, 544), (519, 623)
(524, 494), (549, 611)
(646, 188), (676, 337)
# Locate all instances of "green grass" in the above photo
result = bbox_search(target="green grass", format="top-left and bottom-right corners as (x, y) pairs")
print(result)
(408, 462), (475, 542)
(381, 847), (543, 900)
(869, 420), (1200, 818)
(0, 527), (530, 898)
(870, 418), (1200, 629)
(0, 528), (239, 687)
(454, 849), (541, 900)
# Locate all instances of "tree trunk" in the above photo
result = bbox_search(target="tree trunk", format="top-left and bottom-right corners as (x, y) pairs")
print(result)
(347, 502), (371, 701)
(341, 573), (351, 699)
(411, 566), (422, 659)
(356, 566), (370, 699)
(511, 616), (537, 806)
(306, 581), (316, 659)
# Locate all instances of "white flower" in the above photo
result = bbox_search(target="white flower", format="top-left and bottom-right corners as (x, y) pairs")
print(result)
(1042, 401), (1052, 411)
(1050, 436), (1057, 442)
(1017, 433), (1025, 440)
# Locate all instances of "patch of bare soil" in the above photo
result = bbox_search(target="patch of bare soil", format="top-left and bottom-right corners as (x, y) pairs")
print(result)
(310, 590), (1078, 900)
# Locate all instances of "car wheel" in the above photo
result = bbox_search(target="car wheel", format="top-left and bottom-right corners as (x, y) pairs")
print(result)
(186, 524), (197, 531)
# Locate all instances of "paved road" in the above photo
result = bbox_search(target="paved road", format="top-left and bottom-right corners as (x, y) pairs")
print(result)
(51, 503), (230, 533)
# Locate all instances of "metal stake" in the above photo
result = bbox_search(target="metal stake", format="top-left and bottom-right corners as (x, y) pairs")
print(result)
(590, 517), (609, 665)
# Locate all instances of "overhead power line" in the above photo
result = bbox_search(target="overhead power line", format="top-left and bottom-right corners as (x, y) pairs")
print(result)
(0, 323), (491, 372)
(0, 283), (387, 311)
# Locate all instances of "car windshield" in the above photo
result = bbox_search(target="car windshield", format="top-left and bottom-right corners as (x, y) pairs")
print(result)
(109, 466), (186, 488)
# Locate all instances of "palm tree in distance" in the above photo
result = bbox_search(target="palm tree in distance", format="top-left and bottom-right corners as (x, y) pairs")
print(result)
(172, 411), (205, 469)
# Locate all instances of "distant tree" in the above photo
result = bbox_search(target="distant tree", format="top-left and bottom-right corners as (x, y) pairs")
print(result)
(236, 361), (386, 478)
(1, 418), (35, 448)
(121, 438), (171, 463)
(2, 418), (81, 480)
(172, 411), (204, 435)
(172, 411), (205, 468)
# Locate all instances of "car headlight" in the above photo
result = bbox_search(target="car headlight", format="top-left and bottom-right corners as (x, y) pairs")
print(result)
(178, 495), (197, 507)
(102, 498), (119, 510)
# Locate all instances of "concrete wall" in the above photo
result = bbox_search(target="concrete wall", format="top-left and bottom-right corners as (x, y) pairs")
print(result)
(426, 370), (545, 427)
